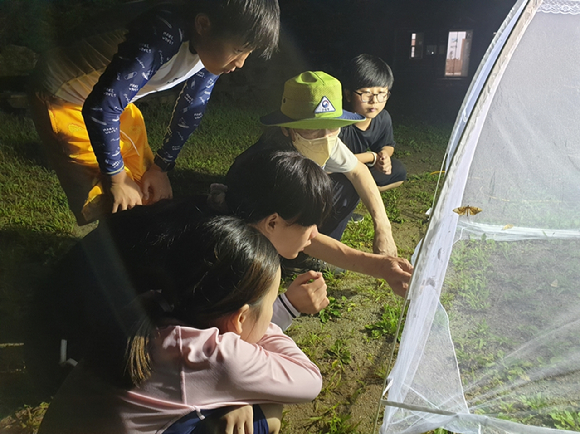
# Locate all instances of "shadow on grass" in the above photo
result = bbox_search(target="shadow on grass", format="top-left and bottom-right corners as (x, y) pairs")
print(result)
(9, 140), (51, 169)
(169, 168), (226, 198)
(0, 227), (76, 343)
(0, 228), (77, 420)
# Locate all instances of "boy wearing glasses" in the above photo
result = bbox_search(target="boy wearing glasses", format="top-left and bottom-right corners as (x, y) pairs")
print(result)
(340, 54), (407, 192)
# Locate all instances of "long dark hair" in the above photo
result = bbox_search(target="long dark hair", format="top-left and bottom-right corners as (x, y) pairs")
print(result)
(87, 215), (279, 388)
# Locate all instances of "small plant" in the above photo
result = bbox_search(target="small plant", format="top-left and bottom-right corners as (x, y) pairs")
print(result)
(550, 410), (580, 431)
(320, 339), (352, 393)
(325, 338), (352, 369)
(518, 392), (549, 411)
(365, 305), (400, 339)
(318, 296), (355, 323)
(382, 188), (404, 223)
(309, 403), (361, 434)
(297, 332), (326, 360)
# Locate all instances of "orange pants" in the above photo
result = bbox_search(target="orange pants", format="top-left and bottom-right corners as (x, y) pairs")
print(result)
(30, 92), (154, 225)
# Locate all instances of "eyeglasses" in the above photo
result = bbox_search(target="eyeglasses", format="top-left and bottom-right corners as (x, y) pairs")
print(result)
(353, 90), (390, 103)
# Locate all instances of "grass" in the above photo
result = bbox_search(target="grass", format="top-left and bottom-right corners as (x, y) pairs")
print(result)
(0, 95), (452, 433)
(318, 296), (356, 324)
(364, 305), (401, 340)
(439, 237), (580, 431)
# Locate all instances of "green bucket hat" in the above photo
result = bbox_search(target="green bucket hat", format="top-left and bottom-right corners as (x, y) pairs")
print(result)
(260, 71), (365, 129)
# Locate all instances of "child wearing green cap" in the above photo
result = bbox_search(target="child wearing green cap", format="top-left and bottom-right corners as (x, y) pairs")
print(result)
(339, 54), (407, 192)
(227, 71), (398, 260)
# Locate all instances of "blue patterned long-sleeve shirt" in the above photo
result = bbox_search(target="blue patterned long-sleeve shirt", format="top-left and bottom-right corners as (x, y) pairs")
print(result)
(38, 4), (218, 175)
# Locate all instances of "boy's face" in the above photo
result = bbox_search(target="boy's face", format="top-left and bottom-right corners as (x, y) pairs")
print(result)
(192, 13), (253, 75)
(346, 87), (390, 120)
(194, 37), (253, 75)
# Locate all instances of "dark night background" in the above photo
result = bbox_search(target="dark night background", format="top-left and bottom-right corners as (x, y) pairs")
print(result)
(0, 0), (517, 122)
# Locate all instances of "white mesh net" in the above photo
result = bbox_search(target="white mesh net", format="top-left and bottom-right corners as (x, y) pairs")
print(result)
(381, 0), (580, 432)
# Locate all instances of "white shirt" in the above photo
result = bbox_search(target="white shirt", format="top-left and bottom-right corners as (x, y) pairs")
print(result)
(322, 137), (359, 173)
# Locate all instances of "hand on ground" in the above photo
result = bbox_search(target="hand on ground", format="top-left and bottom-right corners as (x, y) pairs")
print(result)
(285, 270), (329, 314)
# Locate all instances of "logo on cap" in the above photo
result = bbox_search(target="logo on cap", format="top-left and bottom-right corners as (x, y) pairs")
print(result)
(314, 96), (336, 114)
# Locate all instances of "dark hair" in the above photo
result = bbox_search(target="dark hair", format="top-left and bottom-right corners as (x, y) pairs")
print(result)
(225, 149), (333, 227)
(340, 54), (394, 91)
(188, 0), (280, 58)
(87, 215), (279, 387)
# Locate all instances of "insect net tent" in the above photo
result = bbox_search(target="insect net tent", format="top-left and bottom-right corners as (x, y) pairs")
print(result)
(379, 0), (580, 432)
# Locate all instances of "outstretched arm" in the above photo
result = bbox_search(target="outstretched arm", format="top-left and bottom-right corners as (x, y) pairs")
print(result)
(344, 161), (397, 256)
(304, 234), (412, 297)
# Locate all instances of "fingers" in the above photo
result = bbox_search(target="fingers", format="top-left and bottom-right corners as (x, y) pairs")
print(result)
(222, 405), (253, 434)
(285, 271), (329, 314)
(395, 257), (414, 274)
(112, 196), (142, 213)
(245, 418), (253, 434)
(109, 172), (143, 213)
(294, 269), (320, 284)
(141, 179), (150, 202)
(306, 274), (329, 312)
(392, 283), (409, 298)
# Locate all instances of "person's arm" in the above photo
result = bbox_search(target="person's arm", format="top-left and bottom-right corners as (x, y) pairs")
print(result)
(180, 324), (322, 406)
(141, 69), (219, 203)
(82, 8), (184, 211)
(344, 160), (397, 256)
(271, 271), (329, 330)
(354, 151), (378, 166)
(304, 234), (412, 297)
(271, 294), (299, 331)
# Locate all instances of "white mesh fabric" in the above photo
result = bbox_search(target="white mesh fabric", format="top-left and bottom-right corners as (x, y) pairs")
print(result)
(381, 0), (580, 433)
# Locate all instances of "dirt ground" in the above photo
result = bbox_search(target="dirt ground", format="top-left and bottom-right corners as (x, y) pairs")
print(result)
(0, 137), (448, 434)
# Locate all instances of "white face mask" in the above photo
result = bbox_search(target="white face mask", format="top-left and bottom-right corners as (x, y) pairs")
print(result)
(291, 129), (340, 167)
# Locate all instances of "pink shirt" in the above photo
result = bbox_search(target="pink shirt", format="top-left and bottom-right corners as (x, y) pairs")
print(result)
(39, 323), (321, 434)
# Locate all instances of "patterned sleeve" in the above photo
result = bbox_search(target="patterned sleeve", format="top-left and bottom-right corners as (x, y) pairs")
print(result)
(155, 69), (219, 166)
(82, 7), (186, 175)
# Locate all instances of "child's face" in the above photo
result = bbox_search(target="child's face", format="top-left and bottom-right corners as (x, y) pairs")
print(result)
(194, 36), (253, 75)
(347, 87), (390, 120)
(265, 217), (319, 259)
(240, 267), (281, 344)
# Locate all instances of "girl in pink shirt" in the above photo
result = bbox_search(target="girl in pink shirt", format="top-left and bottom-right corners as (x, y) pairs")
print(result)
(38, 216), (322, 434)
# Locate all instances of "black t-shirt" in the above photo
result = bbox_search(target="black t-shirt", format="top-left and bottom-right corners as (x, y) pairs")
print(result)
(339, 110), (395, 154)
(225, 128), (294, 186)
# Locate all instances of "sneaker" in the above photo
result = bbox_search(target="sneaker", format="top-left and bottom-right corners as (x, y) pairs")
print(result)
(350, 213), (364, 223)
(281, 253), (346, 277)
